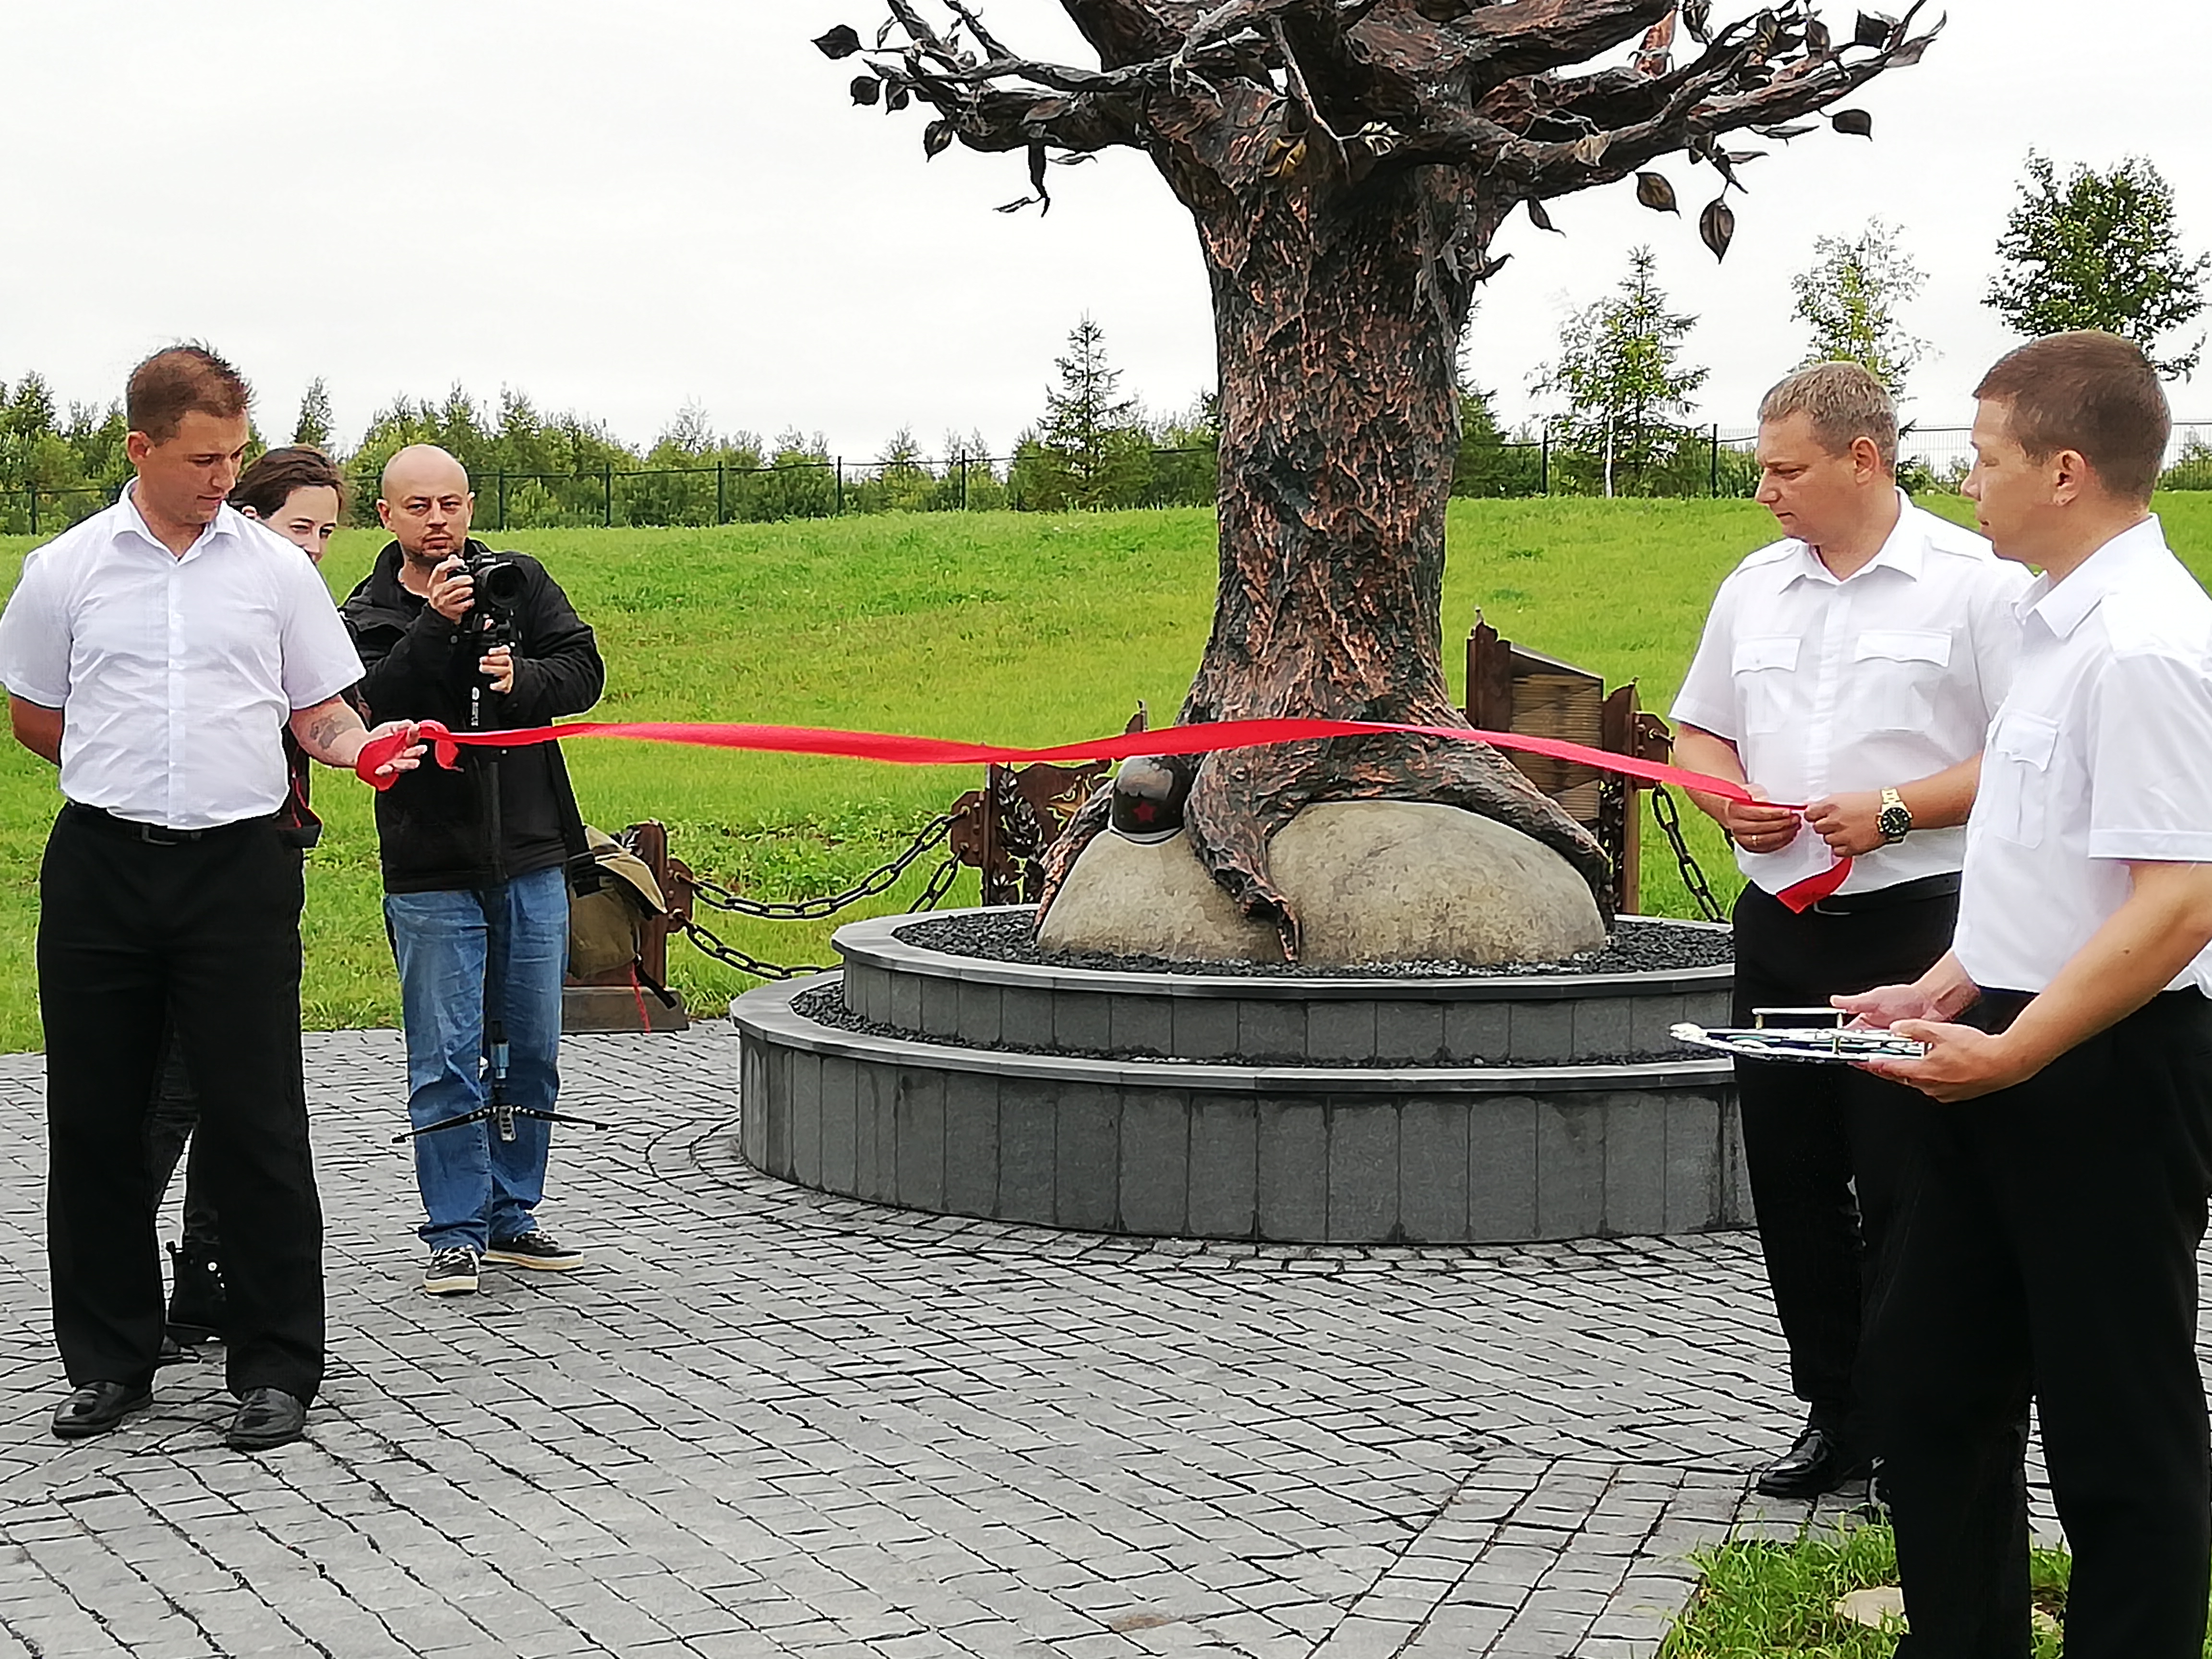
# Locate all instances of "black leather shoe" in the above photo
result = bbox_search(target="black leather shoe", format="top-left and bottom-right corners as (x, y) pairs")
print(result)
(156, 1334), (191, 1367)
(1755, 1422), (1869, 1499)
(226, 1387), (307, 1452)
(51, 1380), (152, 1440)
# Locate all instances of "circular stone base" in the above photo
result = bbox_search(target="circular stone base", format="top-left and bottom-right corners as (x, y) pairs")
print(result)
(1039, 800), (1607, 968)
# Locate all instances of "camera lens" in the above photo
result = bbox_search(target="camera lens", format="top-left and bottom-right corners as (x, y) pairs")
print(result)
(478, 561), (527, 606)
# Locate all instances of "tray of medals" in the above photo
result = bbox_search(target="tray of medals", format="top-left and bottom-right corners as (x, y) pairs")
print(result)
(1671, 1007), (1929, 1065)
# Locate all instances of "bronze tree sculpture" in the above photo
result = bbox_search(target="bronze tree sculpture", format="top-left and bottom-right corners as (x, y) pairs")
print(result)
(817, 0), (1938, 957)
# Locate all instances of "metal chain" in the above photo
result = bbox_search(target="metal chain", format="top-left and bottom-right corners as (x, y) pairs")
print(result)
(912, 856), (962, 912)
(1650, 782), (1727, 924)
(687, 814), (955, 921)
(673, 917), (829, 982)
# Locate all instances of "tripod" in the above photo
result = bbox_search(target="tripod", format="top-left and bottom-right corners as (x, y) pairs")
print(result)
(396, 1016), (608, 1144)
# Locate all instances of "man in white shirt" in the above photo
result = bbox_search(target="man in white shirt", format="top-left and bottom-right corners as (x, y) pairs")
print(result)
(1671, 361), (2029, 1499)
(1843, 332), (2212, 1658)
(0, 347), (420, 1452)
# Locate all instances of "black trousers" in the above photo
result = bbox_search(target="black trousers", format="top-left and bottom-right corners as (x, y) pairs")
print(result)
(1731, 882), (1960, 1447)
(1870, 990), (2212, 1659)
(39, 806), (323, 1401)
(144, 1019), (219, 1250)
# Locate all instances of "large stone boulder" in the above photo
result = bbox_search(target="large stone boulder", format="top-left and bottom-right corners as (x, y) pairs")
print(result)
(1038, 799), (1607, 967)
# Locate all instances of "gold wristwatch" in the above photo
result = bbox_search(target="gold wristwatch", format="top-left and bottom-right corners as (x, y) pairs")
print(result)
(1877, 787), (1912, 844)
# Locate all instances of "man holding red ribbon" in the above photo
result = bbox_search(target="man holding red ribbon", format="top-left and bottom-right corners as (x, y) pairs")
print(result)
(1670, 361), (2029, 1501)
(0, 347), (421, 1452)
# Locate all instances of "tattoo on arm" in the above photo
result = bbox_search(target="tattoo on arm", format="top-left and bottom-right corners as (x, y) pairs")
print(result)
(293, 697), (366, 765)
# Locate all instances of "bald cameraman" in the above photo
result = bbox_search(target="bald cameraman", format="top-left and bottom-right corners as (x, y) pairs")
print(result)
(343, 445), (604, 1298)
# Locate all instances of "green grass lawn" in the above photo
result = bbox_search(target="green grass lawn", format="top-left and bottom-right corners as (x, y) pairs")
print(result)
(1659, 1521), (2201, 1658)
(2, 493), (2209, 1052)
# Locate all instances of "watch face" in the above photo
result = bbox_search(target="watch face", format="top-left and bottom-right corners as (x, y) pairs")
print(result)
(1878, 804), (1911, 841)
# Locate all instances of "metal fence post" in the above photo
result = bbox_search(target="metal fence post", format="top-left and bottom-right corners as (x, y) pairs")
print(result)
(835, 458), (844, 517)
(497, 469), (507, 531)
(26, 488), (36, 538)
(958, 452), (969, 511)
(717, 462), (727, 525)
(1709, 424), (1720, 496)
(1539, 424), (1550, 496)
(603, 463), (613, 527)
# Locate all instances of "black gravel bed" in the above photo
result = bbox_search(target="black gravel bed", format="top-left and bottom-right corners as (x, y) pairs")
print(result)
(788, 983), (1683, 1070)
(891, 907), (1732, 979)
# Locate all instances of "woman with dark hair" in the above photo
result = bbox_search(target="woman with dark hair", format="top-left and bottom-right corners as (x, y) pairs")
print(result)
(149, 444), (353, 1358)
(231, 445), (347, 565)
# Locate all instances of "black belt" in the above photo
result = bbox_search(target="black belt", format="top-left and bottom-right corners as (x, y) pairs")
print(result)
(1808, 870), (1962, 916)
(62, 803), (280, 846)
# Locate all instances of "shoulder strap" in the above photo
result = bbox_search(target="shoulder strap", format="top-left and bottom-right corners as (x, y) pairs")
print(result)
(543, 741), (600, 891)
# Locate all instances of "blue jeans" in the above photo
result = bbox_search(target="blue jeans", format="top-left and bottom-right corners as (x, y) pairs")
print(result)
(385, 866), (567, 1252)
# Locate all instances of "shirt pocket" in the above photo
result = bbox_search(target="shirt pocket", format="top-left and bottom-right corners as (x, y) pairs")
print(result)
(1851, 628), (1954, 733)
(1731, 636), (1801, 735)
(1983, 709), (2059, 848)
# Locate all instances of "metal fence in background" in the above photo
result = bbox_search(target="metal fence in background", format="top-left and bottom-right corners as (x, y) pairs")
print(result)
(15, 421), (2212, 537)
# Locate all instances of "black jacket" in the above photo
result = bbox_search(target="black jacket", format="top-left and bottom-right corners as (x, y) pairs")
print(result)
(342, 540), (605, 893)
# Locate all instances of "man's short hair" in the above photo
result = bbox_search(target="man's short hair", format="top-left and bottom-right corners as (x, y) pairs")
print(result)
(1758, 362), (1899, 471)
(1973, 331), (2171, 505)
(126, 345), (250, 442)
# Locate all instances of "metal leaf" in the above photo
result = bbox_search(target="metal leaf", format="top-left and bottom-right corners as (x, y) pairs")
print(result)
(1527, 198), (1561, 233)
(1753, 121), (1815, 139)
(1571, 131), (1611, 168)
(849, 73), (881, 106)
(1887, 32), (1934, 64)
(875, 17), (897, 48)
(885, 83), (912, 112)
(1635, 171), (1680, 214)
(1700, 197), (1737, 262)
(1029, 143), (1047, 194)
(994, 195), (1038, 214)
(1683, 0), (1713, 42)
(1806, 17), (1831, 53)
(1831, 108), (1874, 137)
(1853, 9), (1896, 47)
(813, 24), (863, 59)
(923, 120), (955, 158)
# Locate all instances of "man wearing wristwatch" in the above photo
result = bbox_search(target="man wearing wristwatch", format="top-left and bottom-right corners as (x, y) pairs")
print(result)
(1671, 362), (2030, 1500)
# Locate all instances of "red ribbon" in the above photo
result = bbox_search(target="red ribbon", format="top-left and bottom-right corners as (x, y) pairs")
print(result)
(352, 712), (1857, 907)
(359, 714), (1802, 808)
(1774, 855), (1854, 913)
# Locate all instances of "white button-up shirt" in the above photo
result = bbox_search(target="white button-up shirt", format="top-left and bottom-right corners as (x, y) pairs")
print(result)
(1954, 517), (2212, 995)
(0, 488), (362, 830)
(1671, 494), (2031, 896)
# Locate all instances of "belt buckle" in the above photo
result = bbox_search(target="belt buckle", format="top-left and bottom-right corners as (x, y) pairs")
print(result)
(136, 822), (190, 846)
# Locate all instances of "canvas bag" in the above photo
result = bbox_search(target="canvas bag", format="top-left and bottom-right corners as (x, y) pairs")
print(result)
(566, 825), (668, 979)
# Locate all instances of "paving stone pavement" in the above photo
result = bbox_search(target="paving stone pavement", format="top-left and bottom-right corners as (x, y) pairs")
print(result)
(0, 1025), (2193, 1659)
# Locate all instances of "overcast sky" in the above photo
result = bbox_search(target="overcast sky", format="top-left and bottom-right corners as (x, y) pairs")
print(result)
(3, 2), (2204, 458)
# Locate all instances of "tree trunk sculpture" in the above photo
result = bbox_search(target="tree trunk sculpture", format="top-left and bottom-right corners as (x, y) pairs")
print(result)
(817, 0), (1937, 957)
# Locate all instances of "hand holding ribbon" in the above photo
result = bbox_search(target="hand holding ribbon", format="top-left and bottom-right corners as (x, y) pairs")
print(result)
(352, 721), (429, 789)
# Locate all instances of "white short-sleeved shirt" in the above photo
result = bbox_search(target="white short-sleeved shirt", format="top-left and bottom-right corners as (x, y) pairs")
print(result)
(0, 488), (362, 830)
(1954, 517), (2212, 995)
(1671, 494), (2031, 896)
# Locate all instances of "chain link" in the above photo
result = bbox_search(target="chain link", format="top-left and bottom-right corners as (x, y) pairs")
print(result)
(687, 815), (955, 921)
(673, 918), (829, 982)
(912, 856), (962, 912)
(1650, 782), (1727, 924)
